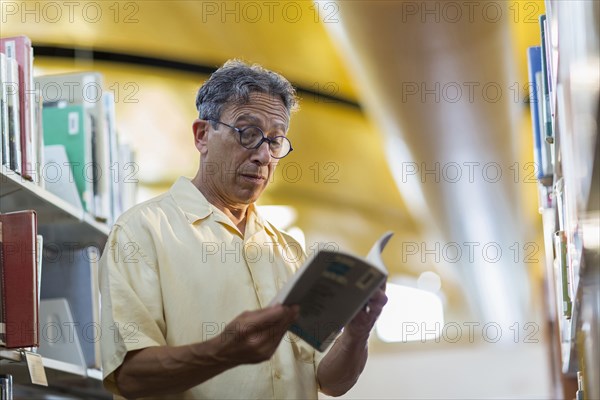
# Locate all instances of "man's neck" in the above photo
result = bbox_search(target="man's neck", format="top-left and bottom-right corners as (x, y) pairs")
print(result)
(191, 174), (248, 234)
(217, 205), (247, 235)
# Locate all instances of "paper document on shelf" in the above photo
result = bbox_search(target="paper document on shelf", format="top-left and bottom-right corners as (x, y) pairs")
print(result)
(43, 145), (83, 210)
(270, 231), (394, 352)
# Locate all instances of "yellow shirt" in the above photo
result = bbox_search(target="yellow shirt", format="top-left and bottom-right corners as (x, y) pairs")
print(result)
(99, 177), (320, 399)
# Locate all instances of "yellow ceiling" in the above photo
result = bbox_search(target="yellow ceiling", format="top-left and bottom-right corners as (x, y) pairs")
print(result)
(3, 0), (359, 99)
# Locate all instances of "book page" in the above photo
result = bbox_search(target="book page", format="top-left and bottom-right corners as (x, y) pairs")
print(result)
(366, 231), (394, 273)
(269, 231), (394, 351)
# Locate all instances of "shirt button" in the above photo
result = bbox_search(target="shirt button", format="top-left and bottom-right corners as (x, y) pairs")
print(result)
(274, 370), (281, 379)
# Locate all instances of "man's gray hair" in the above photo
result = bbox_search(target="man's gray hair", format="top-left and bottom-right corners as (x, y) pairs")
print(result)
(196, 60), (298, 122)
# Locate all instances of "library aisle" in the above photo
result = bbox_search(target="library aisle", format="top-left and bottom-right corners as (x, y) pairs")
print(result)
(1, 1), (598, 399)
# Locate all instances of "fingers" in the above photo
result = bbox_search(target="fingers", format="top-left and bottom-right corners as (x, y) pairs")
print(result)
(238, 305), (297, 339)
(214, 305), (298, 365)
(368, 290), (388, 312)
(345, 288), (389, 340)
(244, 304), (298, 328)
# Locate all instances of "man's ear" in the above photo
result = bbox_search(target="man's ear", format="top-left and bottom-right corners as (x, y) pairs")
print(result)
(192, 119), (210, 154)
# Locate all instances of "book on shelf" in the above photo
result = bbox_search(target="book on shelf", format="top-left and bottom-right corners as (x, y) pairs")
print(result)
(33, 86), (45, 189)
(104, 92), (120, 220)
(527, 46), (553, 187)
(42, 102), (94, 212)
(0, 210), (39, 348)
(36, 72), (118, 224)
(40, 246), (101, 368)
(539, 15), (554, 144)
(43, 145), (84, 210)
(270, 231), (393, 352)
(36, 234), (43, 307)
(0, 53), (10, 168)
(0, 374), (13, 400)
(553, 230), (572, 319)
(3, 54), (22, 174)
(38, 298), (87, 368)
(0, 36), (36, 179)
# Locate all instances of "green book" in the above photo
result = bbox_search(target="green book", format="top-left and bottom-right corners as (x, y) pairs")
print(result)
(42, 104), (93, 213)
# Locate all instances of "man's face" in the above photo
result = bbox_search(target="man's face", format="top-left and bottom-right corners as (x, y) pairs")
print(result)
(199, 92), (290, 206)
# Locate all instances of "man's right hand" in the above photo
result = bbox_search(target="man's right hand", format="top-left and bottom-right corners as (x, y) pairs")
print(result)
(114, 304), (298, 398)
(211, 304), (299, 366)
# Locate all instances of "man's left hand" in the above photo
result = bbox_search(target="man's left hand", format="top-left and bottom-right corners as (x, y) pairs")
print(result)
(344, 286), (388, 341)
(316, 285), (388, 396)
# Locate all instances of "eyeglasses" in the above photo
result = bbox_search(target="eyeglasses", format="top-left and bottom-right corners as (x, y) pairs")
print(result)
(208, 120), (293, 159)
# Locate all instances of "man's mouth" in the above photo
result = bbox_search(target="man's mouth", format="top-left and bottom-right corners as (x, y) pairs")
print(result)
(240, 173), (266, 182)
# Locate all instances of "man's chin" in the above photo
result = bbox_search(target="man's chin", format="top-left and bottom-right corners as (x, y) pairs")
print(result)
(235, 189), (265, 204)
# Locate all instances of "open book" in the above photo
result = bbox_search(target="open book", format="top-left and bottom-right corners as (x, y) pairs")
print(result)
(271, 232), (394, 352)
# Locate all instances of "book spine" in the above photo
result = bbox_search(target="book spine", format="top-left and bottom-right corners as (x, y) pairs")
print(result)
(34, 87), (44, 188)
(2, 37), (35, 179)
(0, 220), (5, 346)
(0, 210), (39, 348)
(0, 374), (13, 400)
(85, 74), (111, 223)
(0, 54), (10, 168)
(539, 15), (553, 143)
(5, 58), (22, 174)
(527, 46), (553, 186)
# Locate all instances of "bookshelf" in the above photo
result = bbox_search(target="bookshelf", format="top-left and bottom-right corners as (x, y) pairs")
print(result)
(0, 166), (111, 397)
(1, 349), (110, 399)
(1, 38), (131, 399)
(0, 165), (110, 248)
(532, 1), (599, 399)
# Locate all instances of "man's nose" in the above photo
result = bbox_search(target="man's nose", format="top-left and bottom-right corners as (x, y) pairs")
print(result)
(252, 140), (272, 165)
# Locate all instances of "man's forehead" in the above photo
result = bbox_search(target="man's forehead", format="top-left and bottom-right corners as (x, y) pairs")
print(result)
(225, 92), (286, 109)
(223, 93), (289, 123)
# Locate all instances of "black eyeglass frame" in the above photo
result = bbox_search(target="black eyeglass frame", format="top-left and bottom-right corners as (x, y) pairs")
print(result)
(207, 119), (293, 159)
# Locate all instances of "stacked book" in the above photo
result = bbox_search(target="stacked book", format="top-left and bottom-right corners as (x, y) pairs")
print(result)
(0, 35), (136, 225)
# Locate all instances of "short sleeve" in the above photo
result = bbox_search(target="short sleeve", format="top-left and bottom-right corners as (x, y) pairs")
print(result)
(99, 224), (166, 395)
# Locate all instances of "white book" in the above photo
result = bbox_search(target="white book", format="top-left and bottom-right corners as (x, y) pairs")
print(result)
(40, 246), (101, 368)
(271, 232), (393, 351)
(87, 246), (101, 369)
(33, 86), (44, 188)
(103, 92), (119, 224)
(0, 53), (9, 166)
(43, 145), (84, 210)
(5, 57), (21, 173)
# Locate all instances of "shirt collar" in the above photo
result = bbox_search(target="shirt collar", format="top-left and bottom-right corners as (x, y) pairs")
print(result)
(247, 203), (277, 238)
(169, 177), (277, 238)
(169, 177), (213, 223)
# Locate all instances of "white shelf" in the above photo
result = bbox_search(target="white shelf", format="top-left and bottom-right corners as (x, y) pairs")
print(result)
(0, 165), (110, 249)
(1, 348), (102, 381)
(0, 349), (110, 398)
(87, 368), (103, 381)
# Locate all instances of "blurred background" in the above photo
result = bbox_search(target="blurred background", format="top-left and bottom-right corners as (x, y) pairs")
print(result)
(2, 0), (599, 399)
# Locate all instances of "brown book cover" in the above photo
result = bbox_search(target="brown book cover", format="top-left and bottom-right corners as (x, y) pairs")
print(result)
(0, 36), (35, 180)
(0, 210), (38, 348)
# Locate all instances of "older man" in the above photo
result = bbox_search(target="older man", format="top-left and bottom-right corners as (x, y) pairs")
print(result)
(99, 60), (387, 399)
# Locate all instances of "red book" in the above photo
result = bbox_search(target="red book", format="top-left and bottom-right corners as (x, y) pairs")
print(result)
(0, 210), (38, 348)
(0, 36), (35, 179)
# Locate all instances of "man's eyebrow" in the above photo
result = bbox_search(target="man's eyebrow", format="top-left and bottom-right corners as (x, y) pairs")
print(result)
(235, 114), (287, 132)
(235, 114), (260, 124)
